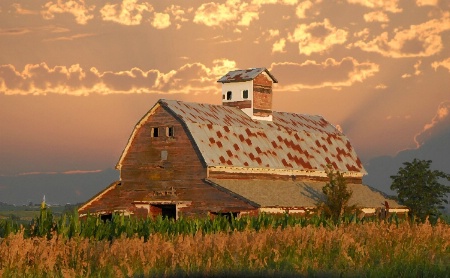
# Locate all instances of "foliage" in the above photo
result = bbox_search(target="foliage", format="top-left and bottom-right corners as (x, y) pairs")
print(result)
(1, 219), (449, 277)
(390, 159), (450, 222)
(318, 166), (356, 222)
(1, 205), (449, 277)
(1, 202), (410, 240)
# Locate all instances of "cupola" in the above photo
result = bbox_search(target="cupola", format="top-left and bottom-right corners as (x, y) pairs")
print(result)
(217, 67), (278, 121)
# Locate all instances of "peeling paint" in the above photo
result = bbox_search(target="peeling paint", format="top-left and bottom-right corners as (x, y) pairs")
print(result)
(118, 99), (366, 176)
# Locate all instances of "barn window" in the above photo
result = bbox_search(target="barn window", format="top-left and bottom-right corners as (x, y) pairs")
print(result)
(166, 126), (174, 137)
(161, 150), (168, 160)
(226, 91), (232, 100)
(151, 127), (159, 137)
(243, 90), (249, 99)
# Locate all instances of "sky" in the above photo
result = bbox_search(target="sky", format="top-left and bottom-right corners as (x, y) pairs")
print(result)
(1, 0), (450, 181)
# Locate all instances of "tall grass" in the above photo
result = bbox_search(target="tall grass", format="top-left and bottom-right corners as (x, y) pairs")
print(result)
(0, 204), (408, 240)
(1, 206), (449, 277)
(1, 220), (449, 277)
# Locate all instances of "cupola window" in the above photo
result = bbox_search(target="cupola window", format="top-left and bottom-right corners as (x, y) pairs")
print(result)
(226, 91), (232, 100)
(243, 90), (249, 99)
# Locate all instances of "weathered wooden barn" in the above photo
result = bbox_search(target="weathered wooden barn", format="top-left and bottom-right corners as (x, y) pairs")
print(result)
(79, 68), (407, 219)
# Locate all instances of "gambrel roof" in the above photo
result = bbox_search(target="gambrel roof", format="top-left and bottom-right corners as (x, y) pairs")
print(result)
(117, 99), (366, 177)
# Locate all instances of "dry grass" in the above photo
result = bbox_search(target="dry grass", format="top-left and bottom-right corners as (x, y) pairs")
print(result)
(1, 220), (449, 277)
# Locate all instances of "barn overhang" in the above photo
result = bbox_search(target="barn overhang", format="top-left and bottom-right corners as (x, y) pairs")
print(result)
(205, 178), (403, 210)
(207, 165), (365, 179)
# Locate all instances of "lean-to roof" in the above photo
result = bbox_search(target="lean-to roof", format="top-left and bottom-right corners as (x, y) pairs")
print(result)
(206, 178), (402, 208)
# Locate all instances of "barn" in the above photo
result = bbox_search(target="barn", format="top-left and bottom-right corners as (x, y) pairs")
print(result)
(78, 68), (407, 219)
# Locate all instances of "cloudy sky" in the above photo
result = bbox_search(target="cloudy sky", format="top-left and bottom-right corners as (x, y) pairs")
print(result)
(1, 0), (449, 177)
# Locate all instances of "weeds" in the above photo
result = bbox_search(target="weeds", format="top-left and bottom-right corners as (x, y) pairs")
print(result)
(0, 206), (449, 277)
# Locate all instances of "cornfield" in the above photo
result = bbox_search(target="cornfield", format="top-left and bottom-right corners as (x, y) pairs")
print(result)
(0, 207), (449, 277)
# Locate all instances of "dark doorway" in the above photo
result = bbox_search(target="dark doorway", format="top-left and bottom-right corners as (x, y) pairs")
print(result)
(154, 204), (176, 219)
(100, 214), (112, 222)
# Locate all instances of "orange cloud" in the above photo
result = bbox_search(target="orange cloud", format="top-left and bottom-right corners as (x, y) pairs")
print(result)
(251, 0), (298, 4)
(347, 0), (402, 13)
(432, 58), (450, 72)
(416, 0), (439, 6)
(351, 12), (450, 58)
(43, 33), (95, 42)
(364, 11), (389, 22)
(193, 0), (259, 27)
(0, 60), (236, 96)
(414, 101), (450, 147)
(272, 38), (286, 53)
(100, 0), (153, 25)
(12, 3), (38, 15)
(0, 28), (31, 36)
(270, 57), (379, 90)
(152, 12), (171, 29)
(295, 1), (313, 19)
(42, 0), (95, 25)
(287, 19), (348, 55)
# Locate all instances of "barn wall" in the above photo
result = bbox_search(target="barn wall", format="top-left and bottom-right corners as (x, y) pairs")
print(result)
(118, 106), (255, 217)
(120, 106), (205, 181)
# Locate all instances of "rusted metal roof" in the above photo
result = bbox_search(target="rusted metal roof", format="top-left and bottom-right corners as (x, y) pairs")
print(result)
(206, 179), (402, 208)
(217, 67), (278, 83)
(160, 99), (366, 175)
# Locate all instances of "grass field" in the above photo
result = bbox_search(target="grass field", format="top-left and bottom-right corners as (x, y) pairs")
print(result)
(0, 210), (449, 277)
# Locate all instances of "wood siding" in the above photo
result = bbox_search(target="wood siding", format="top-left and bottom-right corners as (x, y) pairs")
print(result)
(116, 106), (255, 217)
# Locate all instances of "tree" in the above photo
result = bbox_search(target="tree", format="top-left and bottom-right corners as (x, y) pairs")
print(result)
(318, 166), (355, 221)
(390, 159), (450, 222)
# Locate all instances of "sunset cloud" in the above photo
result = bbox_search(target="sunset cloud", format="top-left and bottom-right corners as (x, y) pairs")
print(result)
(165, 5), (191, 28)
(295, 1), (313, 19)
(100, 0), (153, 25)
(0, 62), (230, 96)
(432, 57), (450, 72)
(416, 0), (439, 6)
(414, 101), (450, 147)
(347, 0), (402, 13)
(209, 59), (237, 78)
(0, 28), (31, 36)
(288, 19), (348, 55)
(42, 0), (95, 25)
(43, 33), (95, 42)
(151, 12), (171, 29)
(352, 12), (450, 58)
(363, 11), (389, 22)
(252, 0), (298, 5)
(193, 1), (259, 27)
(270, 57), (379, 90)
(272, 38), (286, 53)
(12, 3), (38, 15)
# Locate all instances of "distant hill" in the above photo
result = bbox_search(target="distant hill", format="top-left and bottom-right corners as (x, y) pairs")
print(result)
(363, 130), (450, 213)
(0, 169), (119, 205)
